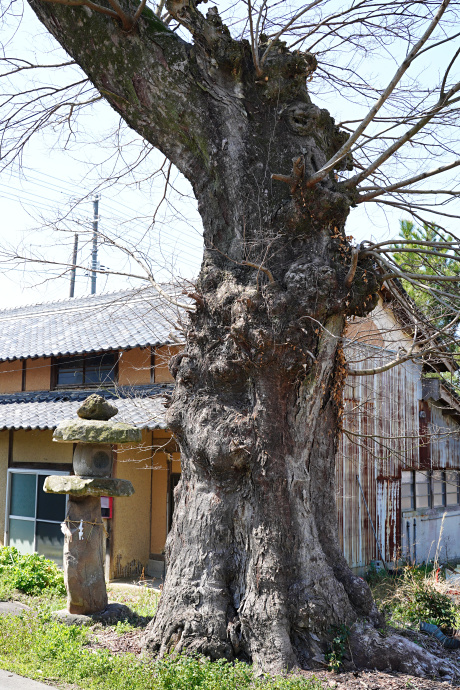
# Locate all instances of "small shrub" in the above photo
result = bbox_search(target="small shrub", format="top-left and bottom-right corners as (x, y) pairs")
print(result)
(325, 625), (349, 672)
(0, 546), (65, 596)
(387, 566), (456, 630)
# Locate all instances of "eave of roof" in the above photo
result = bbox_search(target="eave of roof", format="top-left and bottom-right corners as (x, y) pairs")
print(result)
(422, 376), (460, 419)
(0, 384), (172, 431)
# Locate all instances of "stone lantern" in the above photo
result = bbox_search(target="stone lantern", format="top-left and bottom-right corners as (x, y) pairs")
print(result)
(44, 394), (141, 616)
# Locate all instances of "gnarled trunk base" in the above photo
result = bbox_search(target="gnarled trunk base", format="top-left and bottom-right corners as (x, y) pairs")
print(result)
(349, 623), (459, 680)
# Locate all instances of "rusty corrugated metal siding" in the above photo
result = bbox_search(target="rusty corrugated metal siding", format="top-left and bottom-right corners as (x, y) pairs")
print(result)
(337, 342), (422, 569)
(428, 402), (460, 470)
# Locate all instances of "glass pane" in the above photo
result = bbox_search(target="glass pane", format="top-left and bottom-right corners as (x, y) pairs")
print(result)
(415, 472), (430, 508)
(401, 471), (414, 509)
(10, 473), (36, 518)
(57, 368), (83, 386)
(37, 476), (66, 522)
(85, 353), (116, 384)
(432, 471), (445, 508)
(36, 522), (64, 567)
(446, 471), (458, 505)
(56, 355), (84, 386)
(9, 518), (34, 555)
(401, 496), (414, 510)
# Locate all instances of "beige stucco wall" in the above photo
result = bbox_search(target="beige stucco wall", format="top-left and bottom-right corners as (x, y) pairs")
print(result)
(154, 345), (183, 383)
(150, 450), (168, 555)
(347, 299), (415, 351)
(25, 358), (51, 391)
(118, 347), (151, 386)
(0, 361), (22, 394)
(111, 430), (153, 577)
(12, 430), (73, 465)
(0, 430), (9, 546)
(110, 428), (182, 569)
(150, 430), (181, 555)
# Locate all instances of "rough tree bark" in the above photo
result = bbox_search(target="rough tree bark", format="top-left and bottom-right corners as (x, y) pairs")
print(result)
(26, 0), (457, 677)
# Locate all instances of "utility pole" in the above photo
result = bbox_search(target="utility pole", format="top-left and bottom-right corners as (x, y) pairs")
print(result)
(69, 233), (79, 298)
(91, 195), (100, 295)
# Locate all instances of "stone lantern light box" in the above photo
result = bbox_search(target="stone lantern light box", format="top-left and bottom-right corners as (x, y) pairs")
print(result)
(44, 394), (141, 616)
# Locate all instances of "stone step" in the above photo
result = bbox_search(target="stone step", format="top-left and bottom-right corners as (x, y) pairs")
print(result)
(147, 558), (165, 578)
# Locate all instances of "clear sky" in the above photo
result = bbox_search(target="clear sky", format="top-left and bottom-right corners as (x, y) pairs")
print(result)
(1, 1), (457, 309)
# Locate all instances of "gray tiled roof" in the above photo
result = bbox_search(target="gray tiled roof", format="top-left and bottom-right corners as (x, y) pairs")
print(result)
(0, 287), (185, 361)
(0, 385), (171, 430)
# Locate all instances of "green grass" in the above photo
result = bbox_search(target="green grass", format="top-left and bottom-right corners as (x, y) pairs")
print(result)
(0, 610), (324, 690)
(107, 583), (160, 618)
(0, 546), (322, 689)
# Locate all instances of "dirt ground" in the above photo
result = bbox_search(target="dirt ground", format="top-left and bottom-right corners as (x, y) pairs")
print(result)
(90, 623), (460, 689)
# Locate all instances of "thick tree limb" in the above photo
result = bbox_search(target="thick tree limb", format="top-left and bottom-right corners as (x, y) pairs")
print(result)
(364, 239), (460, 250)
(39, 0), (135, 31)
(28, 0), (211, 180)
(356, 159), (460, 200)
(347, 82), (460, 187)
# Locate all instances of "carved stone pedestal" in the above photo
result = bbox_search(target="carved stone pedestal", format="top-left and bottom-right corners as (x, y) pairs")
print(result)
(44, 394), (141, 616)
(63, 495), (107, 615)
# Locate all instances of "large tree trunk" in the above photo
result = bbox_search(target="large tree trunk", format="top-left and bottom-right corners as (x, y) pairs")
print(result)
(142, 133), (381, 670)
(138, 18), (383, 672)
(25, 0), (458, 676)
(145, 311), (379, 671)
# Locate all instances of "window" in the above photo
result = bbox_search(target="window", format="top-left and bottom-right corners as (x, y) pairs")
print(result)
(432, 470), (446, 508)
(54, 352), (117, 388)
(6, 470), (68, 566)
(401, 471), (415, 510)
(401, 469), (460, 511)
(415, 471), (431, 508)
(446, 471), (459, 505)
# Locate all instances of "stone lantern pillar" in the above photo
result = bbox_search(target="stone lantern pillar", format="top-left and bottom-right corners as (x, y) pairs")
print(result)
(44, 394), (141, 616)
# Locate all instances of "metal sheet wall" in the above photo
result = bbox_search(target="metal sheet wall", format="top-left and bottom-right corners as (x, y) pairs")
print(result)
(428, 402), (460, 470)
(337, 343), (422, 569)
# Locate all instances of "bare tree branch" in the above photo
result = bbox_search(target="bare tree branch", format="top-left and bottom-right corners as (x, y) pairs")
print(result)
(305, 0), (452, 187)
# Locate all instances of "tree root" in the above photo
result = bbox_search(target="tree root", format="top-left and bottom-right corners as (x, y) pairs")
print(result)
(348, 622), (460, 681)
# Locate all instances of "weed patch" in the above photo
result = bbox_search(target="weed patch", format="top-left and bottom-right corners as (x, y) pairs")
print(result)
(368, 564), (460, 633)
(386, 566), (457, 630)
(325, 624), (349, 672)
(0, 610), (324, 690)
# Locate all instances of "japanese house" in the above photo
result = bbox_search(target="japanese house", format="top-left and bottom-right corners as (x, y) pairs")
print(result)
(0, 288), (181, 579)
(1, 285), (460, 578)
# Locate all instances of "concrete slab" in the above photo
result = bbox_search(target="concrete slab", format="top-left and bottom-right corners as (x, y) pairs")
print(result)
(0, 602), (31, 616)
(109, 576), (163, 592)
(0, 669), (58, 689)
